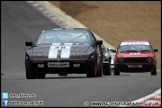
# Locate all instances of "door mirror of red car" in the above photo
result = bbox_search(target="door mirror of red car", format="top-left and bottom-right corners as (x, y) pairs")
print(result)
(108, 48), (116, 52)
(112, 49), (116, 52)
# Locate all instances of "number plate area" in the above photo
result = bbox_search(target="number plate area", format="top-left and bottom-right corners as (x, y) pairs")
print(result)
(128, 65), (142, 68)
(48, 62), (69, 67)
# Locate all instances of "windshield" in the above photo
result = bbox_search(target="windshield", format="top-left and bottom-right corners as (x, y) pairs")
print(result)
(36, 29), (92, 45)
(117, 44), (152, 53)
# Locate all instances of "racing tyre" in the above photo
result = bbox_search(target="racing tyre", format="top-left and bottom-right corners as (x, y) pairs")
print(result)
(103, 63), (111, 76)
(114, 67), (120, 76)
(26, 73), (36, 79)
(97, 63), (103, 77)
(37, 73), (45, 79)
(87, 71), (96, 78)
(26, 66), (36, 79)
(87, 64), (97, 78)
(151, 67), (157, 76)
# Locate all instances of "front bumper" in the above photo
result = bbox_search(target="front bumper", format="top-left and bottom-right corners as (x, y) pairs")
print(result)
(115, 63), (156, 72)
(25, 59), (96, 74)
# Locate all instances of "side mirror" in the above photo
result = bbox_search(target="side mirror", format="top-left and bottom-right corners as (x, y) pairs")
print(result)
(108, 48), (113, 51)
(25, 41), (33, 46)
(96, 40), (103, 45)
(112, 49), (116, 52)
(154, 49), (158, 52)
(108, 48), (116, 52)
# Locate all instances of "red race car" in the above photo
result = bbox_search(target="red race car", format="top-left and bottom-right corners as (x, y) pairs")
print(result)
(113, 40), (158, 76)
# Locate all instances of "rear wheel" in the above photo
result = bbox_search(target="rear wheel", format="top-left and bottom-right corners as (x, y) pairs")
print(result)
(97, 63), (103, 77)
(103, 63), (111, 76)
(26, 73), (36, 79)
(114, 67), (120, 76)
(151, 67), (157, 76)
(87, 64), (97, 78)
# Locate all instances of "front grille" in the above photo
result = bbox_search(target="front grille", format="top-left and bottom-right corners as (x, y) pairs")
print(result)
(122, 57), (149, 63)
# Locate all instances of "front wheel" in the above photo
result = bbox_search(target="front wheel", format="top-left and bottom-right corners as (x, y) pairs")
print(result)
(103, 63), (111, 76)
(114, 67), (120, 76)
(37, 73), (46, 79)
(87, 64), (97, 78)
(26, 72), (36, 79)
(151, 67), (157, 76)
(97, 64), (103, 77)
(26, 66), (36, 79)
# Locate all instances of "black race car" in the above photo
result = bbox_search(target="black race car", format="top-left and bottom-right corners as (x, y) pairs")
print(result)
(25, 28), (103, 79)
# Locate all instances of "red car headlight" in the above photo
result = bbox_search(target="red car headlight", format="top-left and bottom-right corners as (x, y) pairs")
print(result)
(147, 57), (152, 62)
(118, 58), (124, 62)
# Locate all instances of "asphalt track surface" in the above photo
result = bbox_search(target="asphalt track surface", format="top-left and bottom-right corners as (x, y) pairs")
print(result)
(1, 1), (161, 107)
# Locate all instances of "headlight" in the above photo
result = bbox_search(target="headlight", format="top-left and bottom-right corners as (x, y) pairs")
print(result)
(91, 54), (95, 59)
(25, 54), (30, 60)
(118, 58), (124, 62)
(147, 57), (152, 62)
(25, 56), (28, 60)
(88, 52), (96, 59)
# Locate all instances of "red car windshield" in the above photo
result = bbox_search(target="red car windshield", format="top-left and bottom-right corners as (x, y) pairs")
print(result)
(117, 44), (153, 53)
